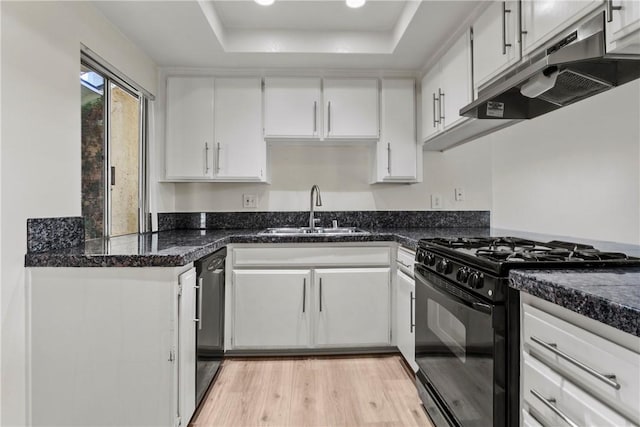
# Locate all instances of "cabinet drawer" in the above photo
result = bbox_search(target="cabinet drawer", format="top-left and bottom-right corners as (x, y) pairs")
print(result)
(521, 408), (543, 427)
(233, 246), (390, 267)
(523, 353), (636, 427)
(523, 303), (640, 422)
(396, 246), (415, 273)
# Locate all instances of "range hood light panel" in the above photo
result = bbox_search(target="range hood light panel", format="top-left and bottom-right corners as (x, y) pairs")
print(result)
(521, 68), (559, 98)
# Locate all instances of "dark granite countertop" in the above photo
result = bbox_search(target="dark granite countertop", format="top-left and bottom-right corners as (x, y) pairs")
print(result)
(24, 227), (491, 268)
(510, 269), (640, 337)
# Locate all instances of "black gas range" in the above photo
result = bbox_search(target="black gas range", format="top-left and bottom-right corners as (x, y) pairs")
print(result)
(413, 237), (640, 427)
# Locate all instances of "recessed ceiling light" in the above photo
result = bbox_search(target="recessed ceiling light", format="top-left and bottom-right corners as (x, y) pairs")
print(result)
(255, 0), (275, 6)
(346, 0), (366, 8)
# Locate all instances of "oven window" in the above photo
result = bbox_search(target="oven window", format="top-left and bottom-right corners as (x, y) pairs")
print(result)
(427, 299), (466, 362)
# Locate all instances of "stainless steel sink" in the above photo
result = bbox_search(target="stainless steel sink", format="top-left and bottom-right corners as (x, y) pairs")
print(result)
(258, 227), (369, 235)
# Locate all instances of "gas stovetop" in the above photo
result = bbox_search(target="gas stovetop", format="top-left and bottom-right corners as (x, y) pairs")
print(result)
(415, 237), (640, 302)
(419, 237), (640, 275)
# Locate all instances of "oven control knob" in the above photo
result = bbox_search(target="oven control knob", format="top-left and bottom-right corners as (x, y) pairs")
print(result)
(456, 268), (469, 283)
(468, 272), (485, 289)
(436, 259), (452, 274)
(425, 253), (436, 266)
(416, 250), (425, 263)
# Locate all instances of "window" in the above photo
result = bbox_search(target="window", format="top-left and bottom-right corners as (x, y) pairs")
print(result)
(80, 49), (151, 239)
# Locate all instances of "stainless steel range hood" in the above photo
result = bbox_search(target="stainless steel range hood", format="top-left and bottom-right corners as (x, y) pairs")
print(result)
(460, 12), (640, 120)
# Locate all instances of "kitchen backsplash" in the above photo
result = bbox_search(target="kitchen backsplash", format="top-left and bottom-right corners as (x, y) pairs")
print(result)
(157, 210), (490, 231)
(26, 217), (85, 253)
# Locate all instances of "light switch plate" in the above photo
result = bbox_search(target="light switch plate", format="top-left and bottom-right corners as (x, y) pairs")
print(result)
(243, 194), (257, 208)
(431, 194), (442, 209)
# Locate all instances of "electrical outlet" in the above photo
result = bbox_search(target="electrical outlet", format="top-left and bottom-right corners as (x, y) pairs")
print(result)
(243, 194), (257, 208)
(431, 194), (442, 209)
(455, 188), (465, 201)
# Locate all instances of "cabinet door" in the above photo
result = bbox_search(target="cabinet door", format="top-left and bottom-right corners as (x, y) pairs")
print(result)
(521, 0), (603, 56)
(440, 31), (472, 130)
(396, 270), (418, 372)
(214, 77), (266, 180)
(606, 0), (640, 54)
(323, 78), (379, 139)
(232, 270), (311, 348)
(165, 77), (214, 179)
(473, 1), (520, 90)
(315, 268), (390, 347)
(177, 268), (197, 426)
(420, 65), (442, 141)
(375, 79), (417, 182)
(264, 77), (321, 138)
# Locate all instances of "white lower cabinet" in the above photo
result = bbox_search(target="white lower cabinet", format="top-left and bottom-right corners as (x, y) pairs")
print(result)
(315, 268), (391, 347)
(28, 266), (197, 427)
(523, 353), (636, 427)
(520, 296), (640, 427)
(232, 269), (311, 349)
(396, 269), (417, 372)
(229, 245), (392, 351)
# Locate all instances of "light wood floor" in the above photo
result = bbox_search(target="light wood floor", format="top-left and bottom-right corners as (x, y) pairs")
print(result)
(190, 355), (433, 427)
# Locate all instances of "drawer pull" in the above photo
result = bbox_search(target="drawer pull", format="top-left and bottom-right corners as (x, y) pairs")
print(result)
(531, 336), (620, 390)
(397, 260), (412, 269)
(530, 389), (579, 427)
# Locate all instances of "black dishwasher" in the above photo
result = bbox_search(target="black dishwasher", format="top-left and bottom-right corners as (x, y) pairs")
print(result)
(195, 248), (226, 407)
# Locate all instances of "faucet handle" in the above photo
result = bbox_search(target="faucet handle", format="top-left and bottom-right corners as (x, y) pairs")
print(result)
(313, 218), (321, 225)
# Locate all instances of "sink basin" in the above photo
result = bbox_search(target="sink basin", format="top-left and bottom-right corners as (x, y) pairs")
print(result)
(258, 227), (369, 236)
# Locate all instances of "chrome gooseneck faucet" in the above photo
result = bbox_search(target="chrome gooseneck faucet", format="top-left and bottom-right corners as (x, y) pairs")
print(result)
(309, 184), (323, 231)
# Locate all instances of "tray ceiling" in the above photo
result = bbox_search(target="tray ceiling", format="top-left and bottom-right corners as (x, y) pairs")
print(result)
(92, 0), (481, 70)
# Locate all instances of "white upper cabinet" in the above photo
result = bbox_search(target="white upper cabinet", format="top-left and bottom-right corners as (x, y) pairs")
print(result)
(374, 79), (418, 183)
(263, 77), (321, 138)
(420, 65), (443, 142)
(421, 30), (472, 144)
(439, 32), (473, 130)
(165, 76), (215, 180)
(323, 78), (380, 139)
(213, 77), (266, 181)
(473, 1), (521, 90)
(520, 0), (604, 57)
(606, 0), (640, 54)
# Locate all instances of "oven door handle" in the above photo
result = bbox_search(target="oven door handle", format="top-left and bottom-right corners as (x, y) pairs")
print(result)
(416, 268), (492, 315)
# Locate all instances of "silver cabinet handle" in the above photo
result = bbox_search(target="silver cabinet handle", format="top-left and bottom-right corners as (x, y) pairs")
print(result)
(531, 336), (620, 390)
(607, 0), (623, 22)
(319, 277), (323, 312)
(216, 142), (221, 174)
(438, 88), (445, 125)
(502, 2), (512, 54)
(194, 278), (203, 329)
(410, 291), (415, 333)
(204, 142), (210, 174)
(432, 93), (439, 127)
(530, 389), (579, 427)
(398, 260), (411, 269)
(313, 101), (317, 134)
(302, 278), (306, 313)
(387, 143), (391, 175)
(327, 101), (331, 134)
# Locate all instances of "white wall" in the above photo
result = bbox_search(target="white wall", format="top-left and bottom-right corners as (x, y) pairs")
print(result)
(0, 2), (157, 425)
(488, 80), (640, 245)
(173, 141), (493, 212)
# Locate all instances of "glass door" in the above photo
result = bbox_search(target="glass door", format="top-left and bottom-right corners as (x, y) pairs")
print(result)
(108, 82), (140, 237)
(81, 64), (143, 238)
